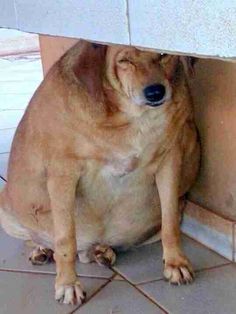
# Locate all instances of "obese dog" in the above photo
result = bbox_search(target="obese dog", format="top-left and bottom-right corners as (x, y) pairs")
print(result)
(0, 41), (199, 305)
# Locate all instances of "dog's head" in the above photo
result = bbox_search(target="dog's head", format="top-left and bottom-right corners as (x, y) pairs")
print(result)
(73, 41), (195, 111)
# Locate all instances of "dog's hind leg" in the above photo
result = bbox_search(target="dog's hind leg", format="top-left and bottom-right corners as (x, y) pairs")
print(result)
(94, 244), (116, 267)
(137, 230), (162, 247)
(78, 249), (94, 264)
(78, 244), (116, 267)
(29, 246), (54, 265)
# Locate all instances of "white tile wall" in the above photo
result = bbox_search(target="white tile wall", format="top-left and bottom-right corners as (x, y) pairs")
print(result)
(0, 153), (9, 179)
(0, 81), (39, 95)
(0, 95), (32, 110)
(15, 0), (130, 45)
(128, 0), (236, 58)
(0, 29), (40, 56)
(0, 49), (43, 182)
(0, 129), (16, 154)
(1, 0), (236, 58)
(0, 0), (17, 28)
(0, 111), (24, 129)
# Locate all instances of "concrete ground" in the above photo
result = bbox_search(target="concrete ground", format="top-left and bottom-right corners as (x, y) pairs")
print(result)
(0, 31), (236, 314)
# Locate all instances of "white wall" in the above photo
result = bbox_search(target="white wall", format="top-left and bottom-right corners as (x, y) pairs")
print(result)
(0, 29), (39, 56)
(0, 0), (236, 58)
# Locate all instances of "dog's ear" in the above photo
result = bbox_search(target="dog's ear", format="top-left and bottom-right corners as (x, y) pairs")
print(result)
(73, 41), (107, 102)
(179, 56), (197, 77)
(161, 55), (179, 81)
(162, 55), (197, 80)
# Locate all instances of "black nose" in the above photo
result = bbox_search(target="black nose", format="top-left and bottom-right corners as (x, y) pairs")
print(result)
(144, 84), (166, 105)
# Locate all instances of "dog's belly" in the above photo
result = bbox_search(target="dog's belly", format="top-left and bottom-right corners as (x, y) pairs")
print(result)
(0, 164), (161, 251)
(75, 165), (161, 250)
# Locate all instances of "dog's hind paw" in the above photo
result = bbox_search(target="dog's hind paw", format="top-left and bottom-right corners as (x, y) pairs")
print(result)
(29, 246), (54, 265)
(94, 244), (116, 267)
(55, 280), (86, 305)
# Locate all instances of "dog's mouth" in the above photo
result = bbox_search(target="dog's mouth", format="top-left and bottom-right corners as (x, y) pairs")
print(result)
(145, 100), (165, 107)
(145, 93), (171, 107)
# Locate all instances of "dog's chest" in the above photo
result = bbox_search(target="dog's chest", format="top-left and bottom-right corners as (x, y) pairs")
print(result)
(104, 112), (168, 177)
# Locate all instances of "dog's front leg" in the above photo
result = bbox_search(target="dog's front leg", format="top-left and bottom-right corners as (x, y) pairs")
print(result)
(47, 173), (86, 305)
(156, 144), (194, 285)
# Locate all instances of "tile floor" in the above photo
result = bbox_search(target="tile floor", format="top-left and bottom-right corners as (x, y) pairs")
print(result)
(0, 218), (234, 314)
(0, 47), (236, 314)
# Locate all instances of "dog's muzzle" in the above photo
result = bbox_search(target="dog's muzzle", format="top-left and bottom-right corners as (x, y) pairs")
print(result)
(144, 84), (166, 107)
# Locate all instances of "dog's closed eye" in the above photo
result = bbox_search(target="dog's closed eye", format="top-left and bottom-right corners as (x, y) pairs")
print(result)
(118, 58), (133, 64)
(117, 57), (135, 70)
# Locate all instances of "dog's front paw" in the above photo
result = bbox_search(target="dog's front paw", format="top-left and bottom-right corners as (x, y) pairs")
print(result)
(55, 280), (86, 305)
(163, 252), (194, 285)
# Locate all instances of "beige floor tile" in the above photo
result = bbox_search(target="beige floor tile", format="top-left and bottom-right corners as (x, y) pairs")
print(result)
(75, 280), (164, 314)
(0, 227), (114, 279)
(0, 270), (107, 314)
(138, 264), (236, 314)
(113, 235), (228, 284)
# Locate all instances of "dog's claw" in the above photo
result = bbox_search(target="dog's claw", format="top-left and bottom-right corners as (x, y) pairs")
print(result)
(55, 280), (86, 305)
(163, 254), (194, 285)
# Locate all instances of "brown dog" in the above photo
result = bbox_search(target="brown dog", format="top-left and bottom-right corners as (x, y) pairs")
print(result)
(0, 41), (199, 305)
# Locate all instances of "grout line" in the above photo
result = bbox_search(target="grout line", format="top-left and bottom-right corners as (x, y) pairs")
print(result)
(137, 262), (233, 288)
(0, 268), (55, 276)
(111, 268), (169, 313)
(0, 109), (27, 112)
(137, 278), (164, 286)
(195, 262), (233, 273)
(125, 0), (131, 45)
(0, 262), (232, 284)
(76, 274), (116, 280)
(0, 109), (25, 111)
(0, 126), (21, 130)
(0, 51), (41, 56)
(70, 273), (117, 314)
(0, 50), (40, 58)
(0, 267), (115, 281)
(13, 0), (19, 29)
(124, 261), (232, 288)
(0, 127), (16, 130)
